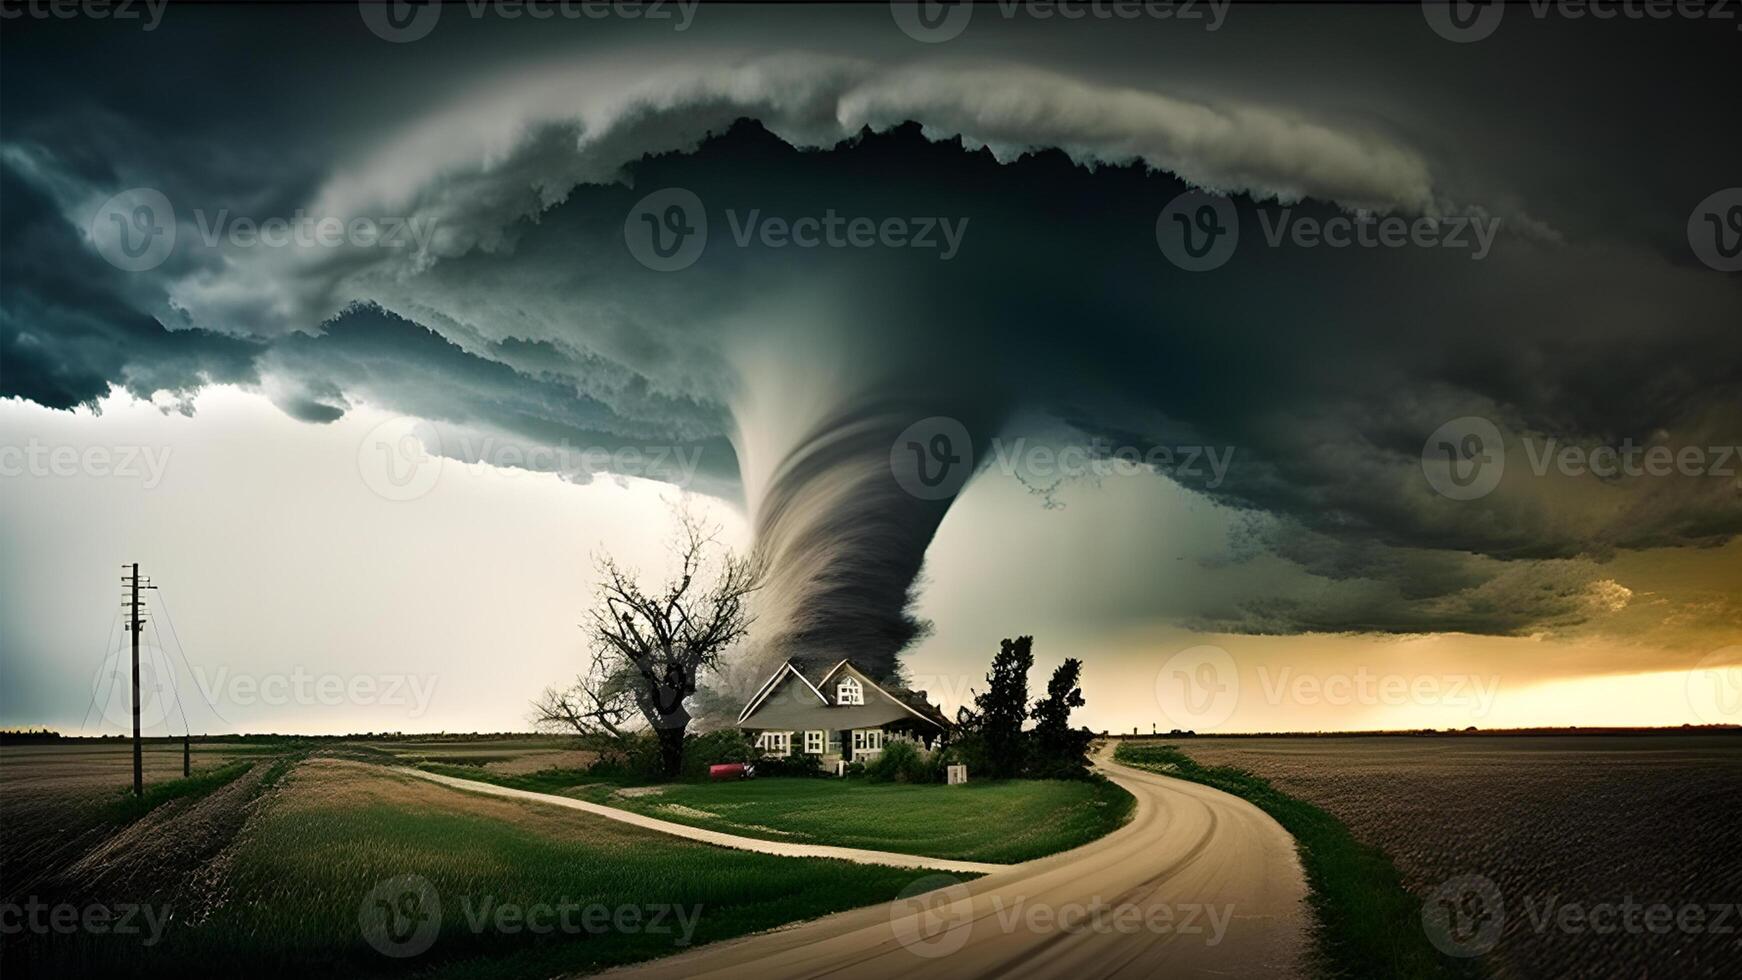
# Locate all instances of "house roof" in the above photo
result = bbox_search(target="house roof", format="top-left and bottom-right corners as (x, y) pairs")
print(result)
(736, 658), (951, 731)
(817, 660), (952, 729)
(736, 660), (827, 723)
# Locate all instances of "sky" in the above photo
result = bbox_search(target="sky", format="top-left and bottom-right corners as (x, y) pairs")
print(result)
(1, 4), (1739, 736)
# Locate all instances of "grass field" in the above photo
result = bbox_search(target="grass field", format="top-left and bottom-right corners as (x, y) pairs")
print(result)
(581, 776), (1134, 863)
(3, 756), (943, 979)
(1115, 739), (1462, 980)
(410, 755), (1136, 864)
(0, 742), (290, 909)
(359, 737), (601, 775)
(1158, 734), (1742, 980)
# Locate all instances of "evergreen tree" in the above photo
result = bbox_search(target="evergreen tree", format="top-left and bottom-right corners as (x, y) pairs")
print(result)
(974, 636), (1034, 778)
(1029, 657), (1093, 778)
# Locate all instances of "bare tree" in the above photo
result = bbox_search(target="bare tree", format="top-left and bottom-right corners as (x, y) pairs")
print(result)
(534, 502), (761, 776)
(531, 655), (639, 741)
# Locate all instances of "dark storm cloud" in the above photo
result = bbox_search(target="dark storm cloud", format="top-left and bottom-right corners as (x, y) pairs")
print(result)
(2, 7), (1738, 669)
(0, 164), (262, 408)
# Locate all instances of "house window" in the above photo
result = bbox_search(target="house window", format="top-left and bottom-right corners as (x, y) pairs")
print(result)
(804, 730), (825, 754)
(836, 676), (864, 705)
(756, 731), (791, 757)
(852, 729), (884, 753)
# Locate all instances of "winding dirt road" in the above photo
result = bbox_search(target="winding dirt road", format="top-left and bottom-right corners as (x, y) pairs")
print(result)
(401, 766), (1004, 875)
(598, 746), (1309, 979)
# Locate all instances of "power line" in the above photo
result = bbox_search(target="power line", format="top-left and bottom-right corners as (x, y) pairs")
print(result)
(77, 607), (124, 734)
(154, 586), (229, 730)
(145, 612), (191, 741)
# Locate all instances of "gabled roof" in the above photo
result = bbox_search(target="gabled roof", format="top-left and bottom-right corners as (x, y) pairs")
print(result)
(736, 660), (828, 724)
(817, 660), (950, 730)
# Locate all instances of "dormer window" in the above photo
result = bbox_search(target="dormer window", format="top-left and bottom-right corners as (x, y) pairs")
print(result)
(836, 676), (863, 705)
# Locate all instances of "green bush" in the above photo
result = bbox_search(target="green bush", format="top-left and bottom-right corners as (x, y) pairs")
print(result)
(584, 732), (662, 779)
(751, 753), (825, 778)
(863, 741), (937, 783)
(583, 729), (758, 781)
(681, 730), (758, 778)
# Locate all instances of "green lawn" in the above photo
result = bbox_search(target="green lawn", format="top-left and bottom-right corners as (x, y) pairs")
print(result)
(1113, 741), (1482, 980)
(7, 759), (945, 980)
(586, 776), (1135, 864)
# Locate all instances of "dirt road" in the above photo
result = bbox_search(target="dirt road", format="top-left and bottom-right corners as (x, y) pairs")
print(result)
(402, 766), (1004, 874)
(597, 747), (1309, 979)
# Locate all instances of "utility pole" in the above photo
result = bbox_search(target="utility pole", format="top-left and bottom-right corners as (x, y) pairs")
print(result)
(121, 563), (155, 797)
(184, 732), (191, 777)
